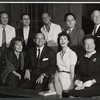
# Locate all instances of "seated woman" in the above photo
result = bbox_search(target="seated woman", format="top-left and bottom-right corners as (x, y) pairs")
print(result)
(1, 37), (24, 88)
(69, 34), (100, 98)
(39, 31), (77, 98)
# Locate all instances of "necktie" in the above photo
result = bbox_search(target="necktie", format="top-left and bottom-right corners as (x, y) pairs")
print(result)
(2, 27), (6, 51)
(94, 26), (97, 35)
(37, 49), (40, 60)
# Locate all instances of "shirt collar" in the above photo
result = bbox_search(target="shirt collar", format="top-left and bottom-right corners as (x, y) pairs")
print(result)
(23, 26), (30, 30)
(37, 45), (44, 51)
(43, 22), (52, 31)
(85, 50), (96, 58)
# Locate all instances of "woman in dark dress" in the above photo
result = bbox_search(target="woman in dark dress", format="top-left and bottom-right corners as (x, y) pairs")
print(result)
(1, 37), (24, 88)
(69, 34), (100, 98)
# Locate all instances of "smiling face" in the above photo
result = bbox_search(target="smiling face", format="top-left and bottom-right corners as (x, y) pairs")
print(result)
(35, 33), (45, 47)
(84, 38), (95, 53)
(0, 13), (8, 26)
(42, 13), (51, 25)
(59, 35), (69, 48)
(14, 41), (23, 53)
(91, 10), (100, 26)
(66, 15), (76, 28)
(21, 15), (30, 26)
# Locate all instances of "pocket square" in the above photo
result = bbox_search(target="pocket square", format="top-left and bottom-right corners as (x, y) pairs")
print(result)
(43, 58), (49, 61)
(97, 36), (100, 38)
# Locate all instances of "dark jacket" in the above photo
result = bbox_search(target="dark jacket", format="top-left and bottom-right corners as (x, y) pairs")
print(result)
(16, 27), (38, 52)
(89, 26), (100, 53)
(25, 45), (56, 77)
(1, 51), (24, 84)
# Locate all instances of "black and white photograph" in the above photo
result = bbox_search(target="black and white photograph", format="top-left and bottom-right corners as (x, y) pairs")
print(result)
(0, 2), (100, 98)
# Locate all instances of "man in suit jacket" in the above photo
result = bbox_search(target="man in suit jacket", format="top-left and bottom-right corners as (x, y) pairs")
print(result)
(64, 12), (85, 60)
(16, 13), (38, 53)
(90, 10), (100, 53)
(20, 32), (56, 90)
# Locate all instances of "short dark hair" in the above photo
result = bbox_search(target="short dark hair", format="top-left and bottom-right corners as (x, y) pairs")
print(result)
(0, 11), (8, 17)
(64, 12), (76, 22)
(10, 37), (23, 49)
(57, 31), (70, 50)
(21, 13), (30, 20)
(82, 34), (96, 45)
(41, 11), (50, 18)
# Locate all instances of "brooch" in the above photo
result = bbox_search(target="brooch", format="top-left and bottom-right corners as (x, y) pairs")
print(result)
(93, 58), (97, 62)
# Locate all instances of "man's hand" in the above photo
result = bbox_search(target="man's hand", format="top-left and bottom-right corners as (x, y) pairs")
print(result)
(12, 71), (21, 80)
(36, 74), (44, 84)
(24, 69), (30, 81)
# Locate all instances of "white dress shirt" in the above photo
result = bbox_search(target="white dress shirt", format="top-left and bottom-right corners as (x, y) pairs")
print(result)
(92, 24), (100, 35)
(0, 24), (16, 48)
(23, 26), (30, 45)
(41, 22), (62, 47)
(36, 45), (44, 58)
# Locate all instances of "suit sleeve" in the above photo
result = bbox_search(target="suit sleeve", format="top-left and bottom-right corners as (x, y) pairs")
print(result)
(44, 50), (56, 76)
(24, 50), (31, 70)
(78, 29), (85, 46)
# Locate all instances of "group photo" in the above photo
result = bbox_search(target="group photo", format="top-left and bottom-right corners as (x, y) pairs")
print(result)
(0, 3), (99, 98)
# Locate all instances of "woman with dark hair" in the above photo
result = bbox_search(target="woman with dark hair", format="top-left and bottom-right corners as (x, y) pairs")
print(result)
(69, 34), (100, 98)
(39, 31), (77, 98)
(1, 37), (24, 88)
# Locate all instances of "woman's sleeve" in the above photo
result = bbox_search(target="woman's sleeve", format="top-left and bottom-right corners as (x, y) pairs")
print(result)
(70, 51), (77, 66)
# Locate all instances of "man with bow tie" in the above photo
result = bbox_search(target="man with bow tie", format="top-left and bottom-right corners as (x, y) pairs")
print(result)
(20, 32), (56, 90)
(91, 10), (100, 53)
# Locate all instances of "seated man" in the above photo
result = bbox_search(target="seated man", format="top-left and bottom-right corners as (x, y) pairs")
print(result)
(20, 32), (56, 90)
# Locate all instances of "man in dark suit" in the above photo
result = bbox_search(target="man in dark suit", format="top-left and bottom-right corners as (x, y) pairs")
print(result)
(16, 13), (38, 53)
(20, 32), (56, 90)
(90, 10), (100, 53)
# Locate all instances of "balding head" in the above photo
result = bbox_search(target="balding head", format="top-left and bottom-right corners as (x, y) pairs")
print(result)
(91, 10), (100, 25)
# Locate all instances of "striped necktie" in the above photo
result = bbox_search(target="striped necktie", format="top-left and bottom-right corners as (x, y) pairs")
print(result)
(2, 26), (6, 51)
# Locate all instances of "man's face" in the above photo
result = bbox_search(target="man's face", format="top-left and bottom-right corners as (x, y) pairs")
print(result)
(21, 15), (30, 26)
(35, 33), (45, 47)
(66, 15), (76, 28)
(42, 13), (51, 25)
(92, 11), (100, 26)
(0, 13), (8, 26)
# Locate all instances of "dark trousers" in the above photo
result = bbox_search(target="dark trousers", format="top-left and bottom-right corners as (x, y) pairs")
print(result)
(20, 75), (50, 91)
(5, 71), (24, 88)
(5, 72), (19, 88)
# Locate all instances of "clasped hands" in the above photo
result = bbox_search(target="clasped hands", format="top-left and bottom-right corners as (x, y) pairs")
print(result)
(24, 69), (44, 84)
(75, 79), (96, 90)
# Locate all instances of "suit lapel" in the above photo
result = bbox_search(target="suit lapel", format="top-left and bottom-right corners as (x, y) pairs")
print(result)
(34, 47), (37, 64)
(21, 28), (24, 39)
(69, 27), (77, 39)
(39, 45), (46, 61)
(95, 26), (100, 36)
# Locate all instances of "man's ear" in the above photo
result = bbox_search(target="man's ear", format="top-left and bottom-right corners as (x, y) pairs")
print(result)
(33, 39), (35, 42)
(21, 20), (22, 23)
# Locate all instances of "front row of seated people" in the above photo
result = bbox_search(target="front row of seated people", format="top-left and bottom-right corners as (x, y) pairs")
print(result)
(1, 31), (100, 98)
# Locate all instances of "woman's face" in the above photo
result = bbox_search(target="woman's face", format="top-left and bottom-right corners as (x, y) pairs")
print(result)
(14, 41), (23, 53)
(59, 36), (69, 48)
(84, 38), (95, 53)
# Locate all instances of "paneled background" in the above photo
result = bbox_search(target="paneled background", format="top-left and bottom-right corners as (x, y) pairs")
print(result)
(0, 3), (99, 34)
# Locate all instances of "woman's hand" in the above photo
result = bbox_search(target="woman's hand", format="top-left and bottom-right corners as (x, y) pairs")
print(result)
(74, 80), (83, 87)
(12, 71), (21, 80)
